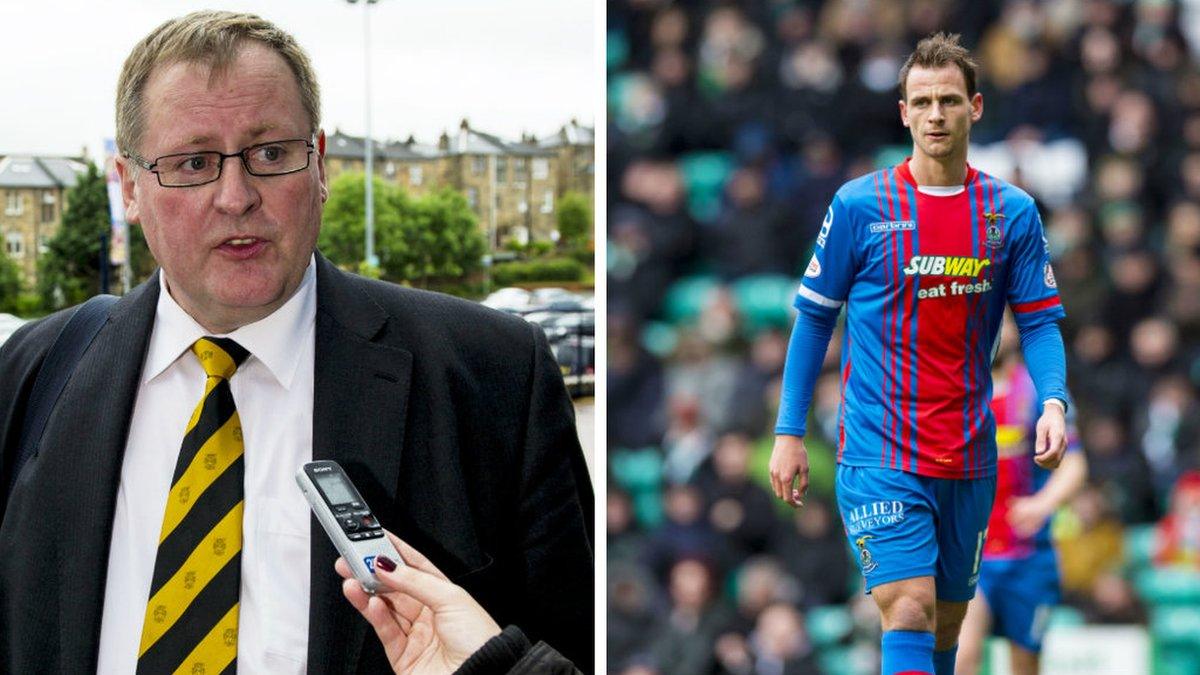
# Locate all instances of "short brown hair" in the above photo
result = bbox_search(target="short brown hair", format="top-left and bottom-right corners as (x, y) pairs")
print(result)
(116, 10), (321, 155)
(898, 32), (979, 100)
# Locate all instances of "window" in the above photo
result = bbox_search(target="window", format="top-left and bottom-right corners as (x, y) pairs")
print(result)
(385, 161), (396, 177)
(409, 166), (423, 186)
(5, 192), (23, 216)
(41, 192), (56, 223)
(518, 199), (528, 214)
(38, 234), (49, 254)
(471, 156), (486, 175)
(5, 232), (23, 258)
(542, 190), (554, 213)
(496, 159), (507, 183)
(514, 157), (527, 178)
(466, 188), (478, 209)
(532, 159), (549, 180)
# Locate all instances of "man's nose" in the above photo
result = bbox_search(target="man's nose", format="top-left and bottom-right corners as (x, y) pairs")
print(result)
(212, 155), (261, 215)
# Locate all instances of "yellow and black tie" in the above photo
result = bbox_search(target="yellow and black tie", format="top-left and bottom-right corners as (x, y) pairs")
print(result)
(138, 337), (249, 675)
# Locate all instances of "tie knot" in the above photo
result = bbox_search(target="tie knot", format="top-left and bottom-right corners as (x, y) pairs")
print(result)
(192, 337), (250, 380)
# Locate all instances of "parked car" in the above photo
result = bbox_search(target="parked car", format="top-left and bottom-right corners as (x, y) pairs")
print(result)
(482, 287), (532, 312)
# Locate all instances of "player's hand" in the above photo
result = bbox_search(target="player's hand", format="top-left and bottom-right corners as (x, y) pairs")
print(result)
(769, 435), (809, 507)
(1033, 403), (1067, 470)
(1007, 494), (1055, 538)
(336, 530), (502, 675)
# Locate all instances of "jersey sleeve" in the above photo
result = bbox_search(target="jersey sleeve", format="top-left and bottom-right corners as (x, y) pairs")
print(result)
(1006, 203), (1065, 329)
(795, 193), (856, 312)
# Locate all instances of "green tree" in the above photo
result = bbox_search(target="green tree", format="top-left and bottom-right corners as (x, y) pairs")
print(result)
(389, 188), (486, 288)
(38, 162), (112, 309)
(318, 172), (407, 270)
(556, 192), (592, 249)
(0, 251), (22, 313)
(321, 175), (485, 292)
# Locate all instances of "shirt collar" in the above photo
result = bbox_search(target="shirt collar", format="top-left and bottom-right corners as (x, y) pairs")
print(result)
(142, 255), (317, 389)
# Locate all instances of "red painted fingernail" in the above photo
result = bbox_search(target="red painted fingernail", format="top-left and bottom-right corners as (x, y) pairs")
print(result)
(375, 555), (397, 572)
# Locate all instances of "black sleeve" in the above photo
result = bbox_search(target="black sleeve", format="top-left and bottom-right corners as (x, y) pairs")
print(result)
(454, 626), (582, 675)
(510, 324), (594, 669)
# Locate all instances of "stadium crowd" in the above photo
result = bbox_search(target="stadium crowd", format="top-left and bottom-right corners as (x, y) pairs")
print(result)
(608, 0), (1200, 673)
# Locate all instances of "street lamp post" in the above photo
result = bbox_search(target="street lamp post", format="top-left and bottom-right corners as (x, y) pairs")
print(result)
(348, 0), (380, 269)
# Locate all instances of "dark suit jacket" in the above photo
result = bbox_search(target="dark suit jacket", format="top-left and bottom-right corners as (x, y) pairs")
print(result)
(0, 255), (594, 673)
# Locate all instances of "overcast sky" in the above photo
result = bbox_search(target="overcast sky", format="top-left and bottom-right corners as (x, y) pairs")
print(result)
(0, 0), (594, 160)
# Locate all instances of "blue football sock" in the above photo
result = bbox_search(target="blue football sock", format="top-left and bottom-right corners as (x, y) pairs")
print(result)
(933, 645), (958, 675)
(881, 630), (935, 675)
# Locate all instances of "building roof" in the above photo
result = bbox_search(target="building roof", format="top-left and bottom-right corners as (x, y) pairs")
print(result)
(325, 130), (437, 161)
(535, 120), (595, 149)
(445, 120), (555, 157)
(327, 121), (576, 162)
(0, 156), (86, 189)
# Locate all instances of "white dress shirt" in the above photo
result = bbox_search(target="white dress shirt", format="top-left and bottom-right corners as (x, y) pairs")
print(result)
(97, 258), (317, 674)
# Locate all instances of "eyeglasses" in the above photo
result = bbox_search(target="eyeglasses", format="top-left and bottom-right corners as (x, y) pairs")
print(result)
(122, 138), (315, 188)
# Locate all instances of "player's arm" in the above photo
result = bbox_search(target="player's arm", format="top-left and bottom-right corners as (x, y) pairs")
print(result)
(771, 305), (839, 507)
(1006, 200), (1069, 469)
(771, 196), (855, 508)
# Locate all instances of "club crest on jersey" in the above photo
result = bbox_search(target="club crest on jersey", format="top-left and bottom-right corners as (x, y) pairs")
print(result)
(855, 535), (879, 574)
(868, 220), (915, 234)
(985, 224), (1003, 249)
(1044, 262), (1057, 288)
(805, 255), (821, 278)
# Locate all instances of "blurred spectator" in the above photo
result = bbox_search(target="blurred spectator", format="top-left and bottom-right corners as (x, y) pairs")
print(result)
(649, 557), (736, 675)
(610, 487), (649, 566)
(693, 432), (779, 566)
(1077, 571), (1149, 625)
(642, 484), (729, 583)
(1154, 470), (1200, 567)
(609, 561), (664, 669)
(770, 497), (853, 609)
(1058, 485), (1126, 598)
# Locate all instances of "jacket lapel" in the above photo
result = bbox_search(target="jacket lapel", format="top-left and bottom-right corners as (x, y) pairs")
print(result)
(52, 279), (159, 668)
(306, 256), (412, 675)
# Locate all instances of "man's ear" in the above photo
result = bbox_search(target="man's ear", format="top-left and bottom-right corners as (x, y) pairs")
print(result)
(114, 155), (140, 224)
(316, 129), (328, 203)
(970, 92), (984, 123)
(899, 100), (910, 128)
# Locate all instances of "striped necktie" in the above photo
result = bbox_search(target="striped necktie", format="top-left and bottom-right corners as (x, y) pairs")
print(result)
(138, 337), (249, 675)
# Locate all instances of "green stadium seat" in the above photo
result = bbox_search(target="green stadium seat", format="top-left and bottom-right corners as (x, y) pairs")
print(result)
(817, 645), (873, 675)
(677, 151), (734, 223)
(1154, 645), (1200, 675)
(731, 274), (797, 333)
(1152, 606), (1200, 647)
(1047, 605), (1085, 629)
(608, 448), (665, 528)
(1136, 568), (1200, 606)
(806, 605), (853, 647)
(1125, 524), (1157, 571)
(662, 274), (719, 325)
(639, 321), (678, 358)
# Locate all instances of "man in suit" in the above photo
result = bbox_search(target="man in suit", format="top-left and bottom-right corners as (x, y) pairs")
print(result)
(0, 10), (593, 674)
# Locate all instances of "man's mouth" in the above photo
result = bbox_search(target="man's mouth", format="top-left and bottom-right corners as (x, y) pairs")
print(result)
(217, 236), (268, 259)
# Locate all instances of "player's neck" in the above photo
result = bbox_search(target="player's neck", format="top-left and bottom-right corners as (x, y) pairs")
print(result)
(908, 152), (968, 187)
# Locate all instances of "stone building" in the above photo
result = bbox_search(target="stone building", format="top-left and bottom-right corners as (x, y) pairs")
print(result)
(324, 119), (594, 247)
(0, 155), (85, 285)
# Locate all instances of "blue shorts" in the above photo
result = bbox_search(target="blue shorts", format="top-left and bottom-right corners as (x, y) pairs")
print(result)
(978, 548), (1061, 652)
(835, 464), (995, 602)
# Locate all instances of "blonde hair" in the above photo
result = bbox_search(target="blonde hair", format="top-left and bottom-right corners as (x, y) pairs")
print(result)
(116, 10), (320, 154)
(898, 32), (979, 100)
